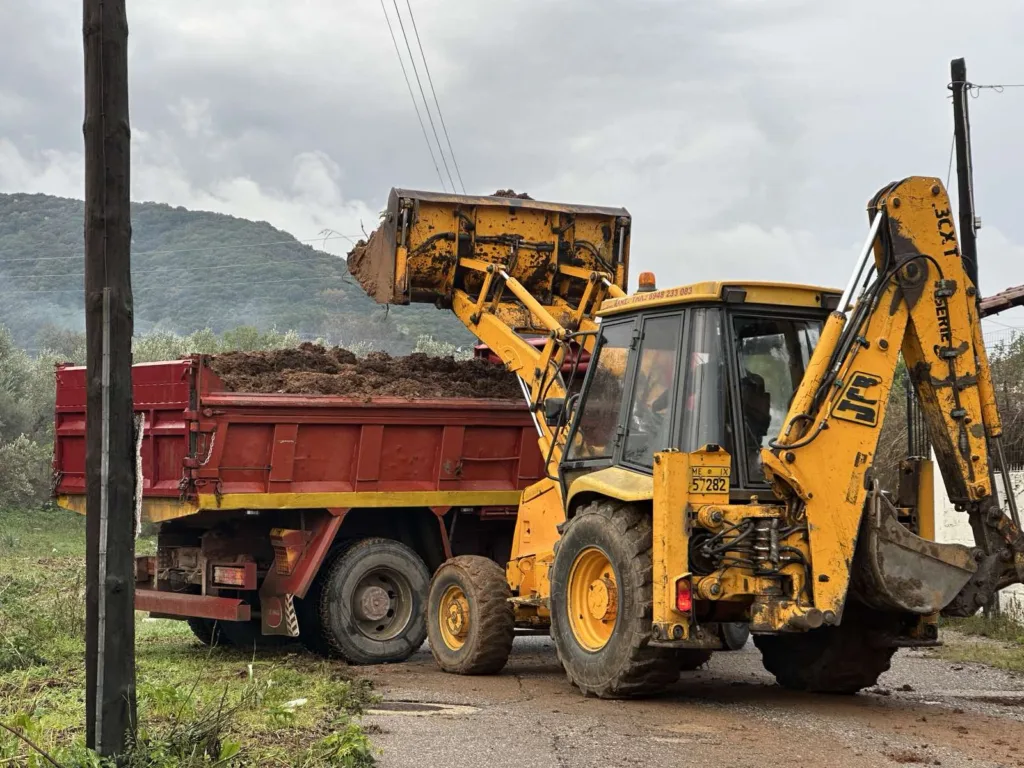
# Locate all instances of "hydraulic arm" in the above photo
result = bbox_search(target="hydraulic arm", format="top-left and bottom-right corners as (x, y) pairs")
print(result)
(762, 177), (1024, 619)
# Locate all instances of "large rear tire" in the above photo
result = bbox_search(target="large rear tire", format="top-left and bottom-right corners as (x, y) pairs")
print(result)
(549, 500), (678, 699)
(754, 603), (898, 693)
(317, 537), (430, 665)
(427, 556), (515, 675)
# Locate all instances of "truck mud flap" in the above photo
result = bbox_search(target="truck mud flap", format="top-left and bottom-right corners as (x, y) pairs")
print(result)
(854, 486), (978, 615)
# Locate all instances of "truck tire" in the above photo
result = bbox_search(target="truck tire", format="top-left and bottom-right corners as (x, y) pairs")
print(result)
(295, 542), (351, 656)
(218, 618), (292, 650)
(549, 499), (678, 699)
(318, 537), (430, 665)
(427, 555), (514, 675)
(187, 618), (225, 647)
(754, 604), (898, 693)
(676, 649), (713, 671)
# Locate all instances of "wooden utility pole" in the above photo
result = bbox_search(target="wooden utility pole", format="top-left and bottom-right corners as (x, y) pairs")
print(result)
(951, 57), (979, 292)
(83, 0), (136, 755)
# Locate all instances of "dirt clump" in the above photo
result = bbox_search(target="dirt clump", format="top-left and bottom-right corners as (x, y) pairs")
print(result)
(208, 343), (520, 400)
(346, 230), (381, 302)
(492, 189), (533, 200)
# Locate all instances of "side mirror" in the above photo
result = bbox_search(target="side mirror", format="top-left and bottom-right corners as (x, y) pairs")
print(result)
(542, 397), (566, 427)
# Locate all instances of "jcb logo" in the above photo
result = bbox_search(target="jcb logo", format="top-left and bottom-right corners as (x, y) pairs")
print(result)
(832, 372), (882, 427)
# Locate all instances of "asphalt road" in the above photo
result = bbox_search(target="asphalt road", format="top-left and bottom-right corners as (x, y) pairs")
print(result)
(360, 633), (1024, 768)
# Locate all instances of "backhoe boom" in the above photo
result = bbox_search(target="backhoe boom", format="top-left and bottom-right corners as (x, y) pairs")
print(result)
(763, 177), (1024, 619)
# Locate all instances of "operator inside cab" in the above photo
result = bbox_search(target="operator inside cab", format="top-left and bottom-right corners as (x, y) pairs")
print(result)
(739, 371), (771, 478)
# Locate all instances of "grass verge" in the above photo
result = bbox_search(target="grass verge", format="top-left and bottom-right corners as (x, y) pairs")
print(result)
(0, 507), (377, 766)
(935, 614), (1024, 674)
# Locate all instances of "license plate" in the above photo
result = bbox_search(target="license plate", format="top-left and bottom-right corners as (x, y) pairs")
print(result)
(689, 466), (729, 495)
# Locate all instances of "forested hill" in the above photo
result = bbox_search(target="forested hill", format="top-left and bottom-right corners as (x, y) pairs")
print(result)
(0, 193), (472, 352)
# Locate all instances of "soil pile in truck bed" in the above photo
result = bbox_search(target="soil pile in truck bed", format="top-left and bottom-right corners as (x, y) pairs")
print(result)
(208, 343), (521, 400)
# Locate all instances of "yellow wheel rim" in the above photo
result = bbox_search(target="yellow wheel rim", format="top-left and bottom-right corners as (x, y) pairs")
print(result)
(567, 546), (618, 652)
(438, 584), (471, 651)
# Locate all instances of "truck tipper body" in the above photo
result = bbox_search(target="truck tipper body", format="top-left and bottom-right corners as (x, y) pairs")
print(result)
(54, 354), (542, 663)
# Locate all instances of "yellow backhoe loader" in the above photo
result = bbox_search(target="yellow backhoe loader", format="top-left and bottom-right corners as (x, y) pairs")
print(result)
(347, 178), (1024, 696)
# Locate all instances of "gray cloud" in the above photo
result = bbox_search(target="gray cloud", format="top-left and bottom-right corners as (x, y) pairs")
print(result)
(2, 0), (1024, 321)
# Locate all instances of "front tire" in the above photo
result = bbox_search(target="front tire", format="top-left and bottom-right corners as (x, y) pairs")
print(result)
(549, 500), (678, 699)
(318, 538), (430, 665)
(719, 622), (750, 651)
(427, 556), (514, 675)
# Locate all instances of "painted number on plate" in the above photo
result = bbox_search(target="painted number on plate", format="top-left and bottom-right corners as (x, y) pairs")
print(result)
(689, 466), (729, 494)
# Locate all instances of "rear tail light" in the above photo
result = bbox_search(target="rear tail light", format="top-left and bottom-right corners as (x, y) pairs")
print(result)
(211, 563), (256, 589)
(675, 579), (693, 613)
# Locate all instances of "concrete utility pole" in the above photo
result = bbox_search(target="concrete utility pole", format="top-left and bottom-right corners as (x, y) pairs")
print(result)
(83, 0), (137, 755)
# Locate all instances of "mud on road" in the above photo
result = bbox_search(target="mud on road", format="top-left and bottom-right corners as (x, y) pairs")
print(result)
(360, 634), (1024, 768)
(208, 343), (520, 400)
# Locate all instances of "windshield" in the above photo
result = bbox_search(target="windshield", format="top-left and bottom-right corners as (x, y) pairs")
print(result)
(566, 321), (633, 461)
(733, 315), (822, 481)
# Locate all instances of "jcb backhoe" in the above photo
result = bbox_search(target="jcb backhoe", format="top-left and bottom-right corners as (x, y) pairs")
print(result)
(347, 178), (1024, 696)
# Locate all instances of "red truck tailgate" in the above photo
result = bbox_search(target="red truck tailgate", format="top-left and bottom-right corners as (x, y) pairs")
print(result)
(54, 359), (194, 499)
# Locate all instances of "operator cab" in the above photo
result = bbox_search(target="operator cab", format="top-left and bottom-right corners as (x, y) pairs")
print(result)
(560, 281), (841, 499)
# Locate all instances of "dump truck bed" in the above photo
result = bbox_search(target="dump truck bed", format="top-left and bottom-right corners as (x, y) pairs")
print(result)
(54, 356), (543, 521)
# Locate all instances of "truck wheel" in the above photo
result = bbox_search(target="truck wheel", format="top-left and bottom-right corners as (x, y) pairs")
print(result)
(187, 618), (226, 647)
(219, 618), (292, 650)
(549, 500), (678, 699)
(754, 605), (897, 693)
(676, 649), (713, 671)
(295, 542), (351, 656)
(427, 555), (514, 675)
(318, 538), (429, 665)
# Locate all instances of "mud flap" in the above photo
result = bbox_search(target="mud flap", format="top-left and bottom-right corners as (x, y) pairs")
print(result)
(855, 485), (979, 614)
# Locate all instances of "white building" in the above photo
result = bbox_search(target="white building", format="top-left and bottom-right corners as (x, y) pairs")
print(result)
(934, 466), (1024, 622)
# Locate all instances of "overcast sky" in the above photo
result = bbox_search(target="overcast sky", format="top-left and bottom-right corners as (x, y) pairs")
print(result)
(2, 0), (1024, 331)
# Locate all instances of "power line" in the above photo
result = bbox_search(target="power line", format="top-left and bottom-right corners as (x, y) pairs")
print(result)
(391, 0), (457, 192)
(0, 233), (358, 263)
(379, 0), (448, 191)
(945, 132), (955, 190)
(950, 80), (1024, 98)
(404, 0), (465, 193)
(983, 316), (1024, 331)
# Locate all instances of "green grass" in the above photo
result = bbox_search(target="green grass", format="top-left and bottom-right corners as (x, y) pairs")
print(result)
(943, 613), (1024, 644)
(0, 507), (377, 766)
(934, 614), (1024, 673)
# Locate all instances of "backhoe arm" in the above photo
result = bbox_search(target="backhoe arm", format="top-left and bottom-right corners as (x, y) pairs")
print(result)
(762, 177), (1024, 620)
(347, 189), (631, 471)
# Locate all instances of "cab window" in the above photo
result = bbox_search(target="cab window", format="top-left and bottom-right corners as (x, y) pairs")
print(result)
(622, 314), (682, 468)
(733, 316), (821, 482)
(565, 320), (633, 461)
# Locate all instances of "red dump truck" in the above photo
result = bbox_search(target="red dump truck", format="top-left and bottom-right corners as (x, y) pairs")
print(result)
(53, 354), (543, 664)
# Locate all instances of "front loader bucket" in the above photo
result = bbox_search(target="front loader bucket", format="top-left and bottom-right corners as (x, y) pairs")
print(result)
(855, 486), (978, 615)
(347, 189), (631, 332)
